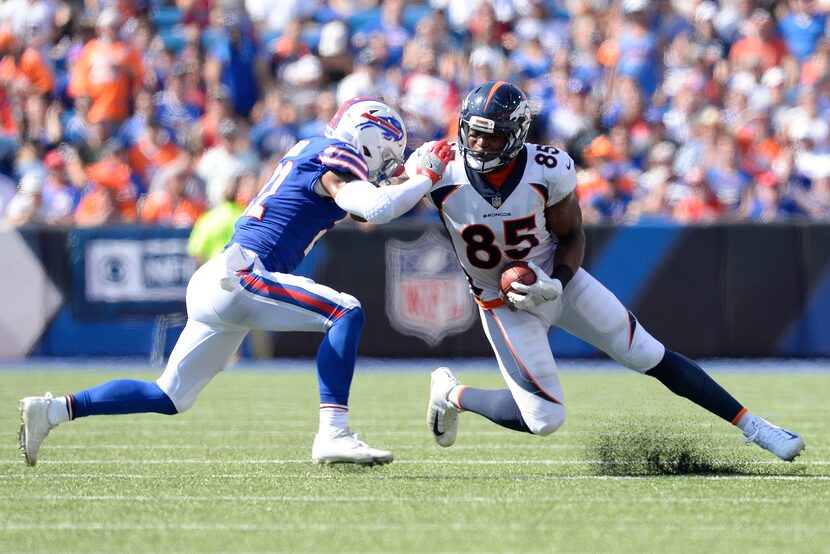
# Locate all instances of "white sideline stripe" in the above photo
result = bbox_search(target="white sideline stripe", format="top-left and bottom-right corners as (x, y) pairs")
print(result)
(0, 494), (813, 504)
(3, 522), (829, 533)
(2, 459), (828, 466)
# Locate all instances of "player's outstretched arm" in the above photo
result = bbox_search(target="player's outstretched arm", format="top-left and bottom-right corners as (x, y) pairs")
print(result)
(324, 140), (453, 224)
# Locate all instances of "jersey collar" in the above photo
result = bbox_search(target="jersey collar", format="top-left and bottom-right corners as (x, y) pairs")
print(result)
(463, 146), (528, 209)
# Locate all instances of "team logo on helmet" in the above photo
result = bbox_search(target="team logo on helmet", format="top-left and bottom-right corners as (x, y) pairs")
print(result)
(357, 113), (405, 143)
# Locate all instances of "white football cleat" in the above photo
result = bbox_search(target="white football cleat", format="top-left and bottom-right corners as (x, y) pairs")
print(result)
(427, 367), (461, 448)
(742, 416), (805, 462)
(19, 393), (56, 466)
(312, 428), (394, 466)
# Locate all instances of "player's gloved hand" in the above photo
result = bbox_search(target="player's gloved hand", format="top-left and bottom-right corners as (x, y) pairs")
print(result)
(506, 262), (564, 310)
(416, 140), (453, 184)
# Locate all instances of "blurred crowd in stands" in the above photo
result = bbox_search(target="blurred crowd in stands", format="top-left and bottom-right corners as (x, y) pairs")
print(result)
(0, 0), (828, 230)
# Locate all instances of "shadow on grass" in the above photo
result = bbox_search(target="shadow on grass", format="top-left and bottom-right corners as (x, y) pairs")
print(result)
(585, 426), (808, 477)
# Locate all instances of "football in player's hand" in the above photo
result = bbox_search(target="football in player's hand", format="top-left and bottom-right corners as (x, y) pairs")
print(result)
(500, 261), (537, 297)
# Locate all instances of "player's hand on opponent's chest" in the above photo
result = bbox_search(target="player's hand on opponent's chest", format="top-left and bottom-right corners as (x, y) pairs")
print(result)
(506, 262), (564, 310)
(415, 140), (453, 184)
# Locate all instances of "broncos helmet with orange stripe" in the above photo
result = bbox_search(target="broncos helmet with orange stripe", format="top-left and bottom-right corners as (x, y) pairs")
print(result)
(458, 81), (531, 173)
(325, 97), (407, 185)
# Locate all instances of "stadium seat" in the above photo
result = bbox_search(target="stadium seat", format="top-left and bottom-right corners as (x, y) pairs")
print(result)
(152, 6), (183, 31)
(347, 7), (381, 33)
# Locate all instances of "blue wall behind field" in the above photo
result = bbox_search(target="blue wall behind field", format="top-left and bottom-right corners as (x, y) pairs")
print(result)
(12, 223), (830, 359)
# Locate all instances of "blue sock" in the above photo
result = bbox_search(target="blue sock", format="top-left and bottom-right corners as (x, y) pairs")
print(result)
(646, 350), (744, 423)
(70, 380), (177, 418)
(316, 307), (364, 405)
(459, 388), (532, 434)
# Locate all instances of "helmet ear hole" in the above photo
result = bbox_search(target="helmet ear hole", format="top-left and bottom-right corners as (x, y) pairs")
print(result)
(363, 146), (372, 157)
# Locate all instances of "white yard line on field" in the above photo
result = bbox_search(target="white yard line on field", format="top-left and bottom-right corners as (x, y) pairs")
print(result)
(2, 522), (829, 533)
(2, 458), (828, 465)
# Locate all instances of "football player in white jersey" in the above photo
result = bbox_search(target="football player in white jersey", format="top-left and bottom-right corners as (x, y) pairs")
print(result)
(412, 81), (804, 462)
(18, 98), (453, 467)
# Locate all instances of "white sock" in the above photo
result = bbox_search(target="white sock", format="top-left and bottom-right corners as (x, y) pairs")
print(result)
(47, 396), (70, 427)
(736, 410), (756, 433)
(319, 403), (349, 436)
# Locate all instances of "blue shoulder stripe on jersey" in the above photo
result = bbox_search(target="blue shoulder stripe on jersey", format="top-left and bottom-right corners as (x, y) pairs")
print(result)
(323, 145), (369, 172)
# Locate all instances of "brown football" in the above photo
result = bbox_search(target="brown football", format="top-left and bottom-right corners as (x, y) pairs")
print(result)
(500, 261), (536, 297)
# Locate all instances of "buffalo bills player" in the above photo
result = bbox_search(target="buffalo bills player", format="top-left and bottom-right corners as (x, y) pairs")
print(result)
(19, 98), (453, 466)
(411, 81), (804, 461)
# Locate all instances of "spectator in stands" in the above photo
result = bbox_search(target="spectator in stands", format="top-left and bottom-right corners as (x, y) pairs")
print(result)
(673, 166), (721, 223)
(39, 149), (80, 226)
(118, 88), (155, 148)
(317, 20), (352, 86)
(128, 117), (182, 191)
(5, 170), (47, 227)
(154, 61), (202, 147)
(249, 89), (297, 160)
(196, 118), (259, 208)
(0, 0), (826, 227)
(0, 29), (53, 97)
(204, 9), (258, 118)
(139, 158), (205, 227)
(352, 0), (411, 67)
(81, 137), (139, 222)
(729, 9), (788, 72)
(707, 134), (753, 216)
(187, 169), (258, 266)
(68, 8), (145, 133)
(778, 0), (827, 62)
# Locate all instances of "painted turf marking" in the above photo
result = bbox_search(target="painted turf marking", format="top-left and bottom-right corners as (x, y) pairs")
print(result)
(3, 459), (828, 465)
(1, 473), (828, 481)
(0, 494), (822, 504)
(3, 522), (830, 533)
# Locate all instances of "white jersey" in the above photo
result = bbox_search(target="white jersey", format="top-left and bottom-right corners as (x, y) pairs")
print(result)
(405, 141), (576, 301)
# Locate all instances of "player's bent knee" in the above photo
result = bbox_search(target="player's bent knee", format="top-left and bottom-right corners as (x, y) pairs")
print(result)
(333, 304), (365, 330)
(526, 406), (566, 436)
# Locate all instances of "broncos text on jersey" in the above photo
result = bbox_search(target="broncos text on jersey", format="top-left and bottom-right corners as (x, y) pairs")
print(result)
(230, 136), (370, 273)
(405, 141), (576, 301)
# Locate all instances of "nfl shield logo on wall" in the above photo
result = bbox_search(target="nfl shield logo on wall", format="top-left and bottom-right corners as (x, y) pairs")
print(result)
(386, 229), (477, 347)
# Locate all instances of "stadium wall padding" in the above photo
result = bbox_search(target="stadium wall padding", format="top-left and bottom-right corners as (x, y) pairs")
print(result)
(2, 222), (828, 360)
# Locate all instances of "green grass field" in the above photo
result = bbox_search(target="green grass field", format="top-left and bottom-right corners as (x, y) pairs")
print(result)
(2, 362), (829, 553)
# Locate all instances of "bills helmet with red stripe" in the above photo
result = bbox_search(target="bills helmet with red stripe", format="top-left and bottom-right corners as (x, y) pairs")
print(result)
(325, 97), (407, 185)
(458, 81), (531, 173)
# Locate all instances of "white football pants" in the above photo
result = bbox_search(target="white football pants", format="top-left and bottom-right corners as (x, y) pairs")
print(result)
(478, 268), (665, 435)
(156, 243), (360, 412)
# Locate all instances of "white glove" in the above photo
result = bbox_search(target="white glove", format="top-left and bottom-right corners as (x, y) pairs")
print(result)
(506, 262), (564, 310)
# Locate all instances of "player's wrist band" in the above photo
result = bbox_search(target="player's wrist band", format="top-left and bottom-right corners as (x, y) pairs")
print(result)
(551, 265), (574, 288)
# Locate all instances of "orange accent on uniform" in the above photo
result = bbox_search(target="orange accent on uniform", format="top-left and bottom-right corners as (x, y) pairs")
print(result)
(490, 310), (563, 405)
(731, 407), (748, 426)
(483, 80), (507, 110)
(454, 385), (467, 411)
(483, 157), (518, 190)
(475, 296), (506, 310)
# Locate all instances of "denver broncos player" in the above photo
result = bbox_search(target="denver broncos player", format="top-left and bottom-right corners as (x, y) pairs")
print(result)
(411, 81), (804, 461)
(19, 98), (453, 467)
